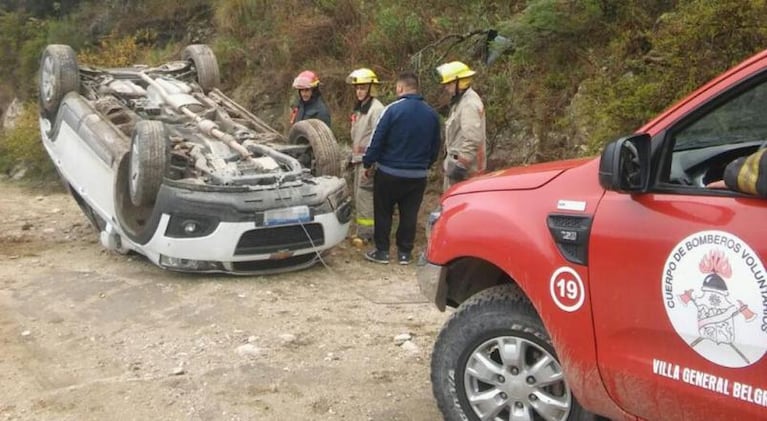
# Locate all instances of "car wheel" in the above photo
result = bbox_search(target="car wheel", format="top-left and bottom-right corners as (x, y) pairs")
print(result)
(287, 119), (342, 177)
(182, 44), (220, 93)
(431, 285), (594, 421)
(39, 44), (79, 119)
(129, 121), (167, 207)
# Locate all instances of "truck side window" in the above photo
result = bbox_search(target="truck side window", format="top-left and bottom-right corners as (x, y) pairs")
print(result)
(664, 77), (767, 188)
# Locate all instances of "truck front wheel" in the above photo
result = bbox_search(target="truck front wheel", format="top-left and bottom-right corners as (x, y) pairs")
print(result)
(431, 285), (594, 421)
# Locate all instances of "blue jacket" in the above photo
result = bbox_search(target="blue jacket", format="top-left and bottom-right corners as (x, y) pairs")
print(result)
(362, 94), (441, 173)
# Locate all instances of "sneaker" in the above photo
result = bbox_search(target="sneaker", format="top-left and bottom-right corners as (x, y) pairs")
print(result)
(365, 249), (390, 264)
(397, 252), (412, 265)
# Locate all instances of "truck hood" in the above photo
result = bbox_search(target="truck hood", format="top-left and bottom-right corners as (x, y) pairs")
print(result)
(446, 157), (594, 195)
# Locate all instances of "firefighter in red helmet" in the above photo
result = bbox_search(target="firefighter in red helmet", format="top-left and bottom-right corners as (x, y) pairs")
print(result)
(289, 70), (331, 128)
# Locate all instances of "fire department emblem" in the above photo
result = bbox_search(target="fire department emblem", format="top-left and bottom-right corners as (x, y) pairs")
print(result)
(662, 230), (767, 368)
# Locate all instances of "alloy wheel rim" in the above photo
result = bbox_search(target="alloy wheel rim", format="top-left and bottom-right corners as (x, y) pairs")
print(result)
(130, 138), (139, 196)
(41, 56), (56, 103)
(463, 335), (571, 421)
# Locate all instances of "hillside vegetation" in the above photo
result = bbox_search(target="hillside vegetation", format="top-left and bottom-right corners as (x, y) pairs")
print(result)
(2, 0), (767, 178)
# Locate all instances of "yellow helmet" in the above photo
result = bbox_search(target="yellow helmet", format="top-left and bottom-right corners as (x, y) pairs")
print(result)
(436, 61), (476, 89)
(346, 68), (380, 85)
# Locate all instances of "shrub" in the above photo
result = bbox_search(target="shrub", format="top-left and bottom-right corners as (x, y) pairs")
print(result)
(0, 12), (49, 99)
(77, 32), (142, 67)
(0, 101), (54, 178)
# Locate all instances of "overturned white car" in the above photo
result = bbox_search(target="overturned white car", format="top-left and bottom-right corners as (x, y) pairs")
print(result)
(38, 44), (351, 274)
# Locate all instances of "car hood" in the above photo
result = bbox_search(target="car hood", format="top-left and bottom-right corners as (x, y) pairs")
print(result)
(446, 157), (594, 195)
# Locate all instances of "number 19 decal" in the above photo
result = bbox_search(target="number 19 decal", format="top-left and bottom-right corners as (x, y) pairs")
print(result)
(549, 266), (585, 312)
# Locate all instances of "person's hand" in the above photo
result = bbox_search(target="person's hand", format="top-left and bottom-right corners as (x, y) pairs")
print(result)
(706, 180), (727, 189)
(362, 167), (374, 180)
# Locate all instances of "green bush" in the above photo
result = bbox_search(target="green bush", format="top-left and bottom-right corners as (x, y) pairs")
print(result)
(0, 12), (49, 100)
(5, 0), (767, 181)
(0, 102), (54, 178)
(77, 32), (142, 67)
(362, 5), (431, 65)
(577, 0), (767, 153)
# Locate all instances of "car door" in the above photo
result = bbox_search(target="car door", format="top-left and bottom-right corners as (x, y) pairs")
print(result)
(589, 72), (767, 420)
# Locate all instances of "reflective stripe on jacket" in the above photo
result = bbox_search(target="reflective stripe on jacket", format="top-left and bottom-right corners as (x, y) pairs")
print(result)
(724, 149), (767, 196)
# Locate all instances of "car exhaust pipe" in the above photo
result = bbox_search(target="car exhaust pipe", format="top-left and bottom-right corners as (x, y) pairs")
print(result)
(137, 72), (249, 156)
(137, 72), (305, 184)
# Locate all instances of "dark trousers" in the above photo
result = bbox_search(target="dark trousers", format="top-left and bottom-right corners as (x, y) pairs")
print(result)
(373, 170), (427, 255)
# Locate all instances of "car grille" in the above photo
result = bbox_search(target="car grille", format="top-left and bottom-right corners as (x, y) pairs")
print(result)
(231, 253), (318, 272)
(234, 223), (325, 255)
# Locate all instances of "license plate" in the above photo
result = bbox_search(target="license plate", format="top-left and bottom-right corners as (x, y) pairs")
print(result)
(263, 205), (311, 226)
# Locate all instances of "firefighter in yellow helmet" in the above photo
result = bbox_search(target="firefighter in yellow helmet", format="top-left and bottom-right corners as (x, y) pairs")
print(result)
(346, 68), (385, 244)
(436, 61), (487, 191)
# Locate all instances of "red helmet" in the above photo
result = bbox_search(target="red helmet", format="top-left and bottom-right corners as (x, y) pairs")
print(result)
(292, 70), (320, 89)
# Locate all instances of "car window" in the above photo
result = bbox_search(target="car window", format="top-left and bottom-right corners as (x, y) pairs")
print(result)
(674, 79), (767, 150)
(662, 76), (767, 188)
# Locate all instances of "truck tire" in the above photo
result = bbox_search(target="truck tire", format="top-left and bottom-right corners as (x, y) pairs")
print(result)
(182, 44), (220, 93)
(129, 121), (167, 207)
(39, 44), (79, 119)
(431, 284), (594, 421)
(287, 119), (342, 177)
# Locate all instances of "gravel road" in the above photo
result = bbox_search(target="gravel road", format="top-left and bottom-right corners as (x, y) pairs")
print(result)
(0, 180), (448, 420)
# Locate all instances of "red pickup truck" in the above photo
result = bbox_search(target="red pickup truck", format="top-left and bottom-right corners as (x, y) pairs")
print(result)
(418, 49), (767, 420)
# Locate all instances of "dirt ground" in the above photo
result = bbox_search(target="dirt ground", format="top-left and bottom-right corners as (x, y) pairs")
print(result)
(0, 179), (449, 420)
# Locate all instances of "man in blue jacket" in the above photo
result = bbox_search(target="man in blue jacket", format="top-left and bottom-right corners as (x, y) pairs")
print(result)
(362, 72), (441, 265)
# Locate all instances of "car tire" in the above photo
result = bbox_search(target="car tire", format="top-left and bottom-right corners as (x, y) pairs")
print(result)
(431, 284), (595, 421)
(129, 120), (167, 207)
(39, 44), (79, 119)
(182, 44), (220, 93)
(287, 119), (342, 177)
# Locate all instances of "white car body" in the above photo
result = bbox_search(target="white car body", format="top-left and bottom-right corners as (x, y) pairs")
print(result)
(39, 44), (351, 274)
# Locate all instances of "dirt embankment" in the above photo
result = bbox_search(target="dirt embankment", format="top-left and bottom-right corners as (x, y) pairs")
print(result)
(0, 180), (449, 420)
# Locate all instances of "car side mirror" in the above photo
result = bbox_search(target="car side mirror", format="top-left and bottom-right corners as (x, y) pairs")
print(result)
(598, 133), (651, 192)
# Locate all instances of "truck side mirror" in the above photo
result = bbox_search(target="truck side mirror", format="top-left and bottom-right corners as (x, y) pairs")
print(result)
(598, 133), (651, 192)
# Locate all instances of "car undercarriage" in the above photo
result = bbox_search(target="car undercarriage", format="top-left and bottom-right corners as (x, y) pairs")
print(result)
(38, 44), (351, 274)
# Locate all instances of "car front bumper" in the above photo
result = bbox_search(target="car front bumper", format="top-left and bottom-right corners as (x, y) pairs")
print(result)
(416, 254), (448, 311)
(138, 211), (349, 275)
(110, 177), (352, 275)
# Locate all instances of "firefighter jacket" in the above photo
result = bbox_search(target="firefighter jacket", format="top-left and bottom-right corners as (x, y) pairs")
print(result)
(350, 97), (384, 163)
(723, 148), (767, 196)
(291, 90), (331, 128)
(444, 87), (486, 176)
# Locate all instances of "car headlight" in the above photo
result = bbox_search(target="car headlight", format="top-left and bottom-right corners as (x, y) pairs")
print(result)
(314, 186), (351, 223)
(328, 185), (349, 210)
(165, 214), (220, 238)
(335, 197), (352, 224)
